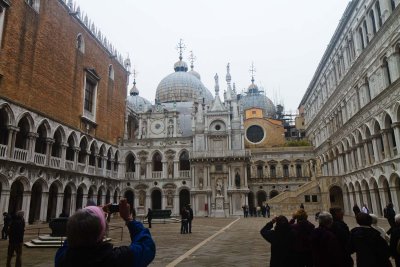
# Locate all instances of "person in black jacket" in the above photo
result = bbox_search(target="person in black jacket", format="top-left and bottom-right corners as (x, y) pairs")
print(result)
(6, 211), (25, 267)
(55, 198), (155, 267)
(384, 203), (396, 229)
(260, 215), (296, 267)
(187, 204), (193, 233)
(389, 214), (400, 267)
(145, 208), (153, 229)
(329, 207), (353, 267)
(348, 212), (390, 267)
(2, 212), (11, 240)
(181, 207), (189, 234)
(353, 204), (361, 216)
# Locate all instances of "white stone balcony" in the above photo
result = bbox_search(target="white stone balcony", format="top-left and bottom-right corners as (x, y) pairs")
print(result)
(125, 172), (135, 180)
(34, 153), (46, 165)
(13, 148), (28, 161)
(87, 165), (95, 175)
(179, 170), (190, 178)
(190, 150), (251, 159)
(152, 171), (162, 178)
(50, 157), (61, 168)
(65, 160), (74, 171)
(0, 144), (7, 158)
(77, 163), (86, 173)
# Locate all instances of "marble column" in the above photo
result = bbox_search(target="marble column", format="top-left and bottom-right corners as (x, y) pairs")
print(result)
(372, 137), (381, 162)
(22, 192), (31, 223)
(388, 51), (400, 82)
(40, 192), (49, 222)
(381, 130), (391, 159)
(6, 126), (18, 159)
(392, 123), (400, 155)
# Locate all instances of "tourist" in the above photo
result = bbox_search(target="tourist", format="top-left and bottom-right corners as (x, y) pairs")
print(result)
(390, 214), (400, 266)
(256, 206), (261, 217)
(353, 204), (361, 216)
(2, 212), (11, 240)
(329, 207), (353, 267)
(300, 203), (305, 209)
(180, 207), (189, 234)
(290, 209), (315, 267)
(370, 213), (389, 243)
(260, 215), (296, 267)
(55, 198), (155, 267)
(145, 208), (153, 229)
(348, 212), (390, 267)
(384, 203), (396, 229)
(6, 211), (25, 267)
(266, 204), (271, 218)
(187, 204), (193, 233)
(361, 204), (369, 214)
(261, 203), (267, 218)
(310, 212), (344, 267)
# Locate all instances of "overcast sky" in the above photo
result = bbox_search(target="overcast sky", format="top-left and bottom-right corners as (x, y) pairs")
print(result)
(75, 0), (350, 113)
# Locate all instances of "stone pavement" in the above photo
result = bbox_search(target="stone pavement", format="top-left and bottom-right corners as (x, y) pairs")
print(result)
(0, 215), (393, 267)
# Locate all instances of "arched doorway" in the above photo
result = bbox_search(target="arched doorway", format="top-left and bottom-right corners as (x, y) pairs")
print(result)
(113, 190), (119, 203)
(124, 190), (134, 213)
(76, 186), (84, 210)
(8, 180), (24, 215)
(88, 187), (94, 204)
(47, 183), (58, 221)
(29, 181), (43, 224)
(151, 190), (162, 210)
(329, 186), (344, 210)
(248, 191), (255, 210)
(269, 190), (279, 199)
(179, 189), (190, 213)
(62, 185), (72, 216)
(257, 191), (267, 206)
(106, 189), (111, 204)
(97, 187), (104, 206)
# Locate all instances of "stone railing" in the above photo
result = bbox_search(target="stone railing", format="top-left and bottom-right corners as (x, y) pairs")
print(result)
(106, 170), (112, 177)
(87, 165), (95, 175)
(34, 153), (46, 165)
(190, 150), (251, 159)
(14, 148), (28, 161)
(0, 144), (7, 158)
(268, 180), (318, 204)
(77, 163), (86, 173)
(96, 168), (104, 176)
(65, 160), (74, 171)
(179, 170), (190, 178)
(125, 172), (135, 180)
(50, 157), (61, 168)
(152, 171), (162, 179)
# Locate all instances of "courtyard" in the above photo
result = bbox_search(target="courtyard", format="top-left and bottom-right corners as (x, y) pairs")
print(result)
(0, 215), (392, 267)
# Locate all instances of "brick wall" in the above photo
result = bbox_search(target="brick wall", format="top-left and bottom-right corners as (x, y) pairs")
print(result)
(0, 0), (127, 145)
(244, 118), (285, 148)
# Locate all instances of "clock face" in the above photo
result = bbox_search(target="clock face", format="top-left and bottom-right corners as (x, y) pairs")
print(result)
(151, 120), (164, 134)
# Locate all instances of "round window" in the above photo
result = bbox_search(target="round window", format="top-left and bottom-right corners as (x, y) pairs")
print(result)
(246, 125), (264, 143)
(215, 124), (221, 130)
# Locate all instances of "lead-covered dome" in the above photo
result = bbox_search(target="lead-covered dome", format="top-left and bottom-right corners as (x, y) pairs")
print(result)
(240, 81), (276, 118)
(127, 81), (151, 112)
(156, 59), (213, 103)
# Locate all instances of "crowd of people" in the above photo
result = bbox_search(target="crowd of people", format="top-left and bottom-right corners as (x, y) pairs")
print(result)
(260, 203), (400, 267)
(180, 204), (194, 234)
(242, 203), (271, 218)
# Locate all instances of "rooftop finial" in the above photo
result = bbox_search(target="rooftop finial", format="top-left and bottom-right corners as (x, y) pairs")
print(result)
(189, 50), (196, 70)
(226, 63), (231, 83)
(132, 68), (138, 86)
(249, 62), (256, 84)
(176, 39), (186, 61)
(214, 73), (219, 94)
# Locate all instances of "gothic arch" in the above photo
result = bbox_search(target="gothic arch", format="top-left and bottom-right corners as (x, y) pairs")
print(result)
(53, 126), (66, 143)
(0, 103), (15, 126)
(35, 119), (51, 137)
(16, 112), (35, 133)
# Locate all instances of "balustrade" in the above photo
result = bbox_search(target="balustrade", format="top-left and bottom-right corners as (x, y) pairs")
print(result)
(179, 170), (190, 178)
(0, 144), (7, 158)
(50, 157), (61, 168)
(152, 171), (162, 178)
(87, 165), (95, 174)
(13, 148), (28, 161)
(77, 163), (86, 173)
(125, 172), (135, 179)
(34, 153), (46, 165)
(65, 160), (74, 170)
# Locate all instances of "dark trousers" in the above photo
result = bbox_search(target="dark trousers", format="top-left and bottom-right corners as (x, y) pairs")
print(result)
(148, 219), (152, 228)
(181, 220), (188, 234)
(2, 225), (8, 239)
(7, 242), (22, 267)
(188, 219), (192, 233)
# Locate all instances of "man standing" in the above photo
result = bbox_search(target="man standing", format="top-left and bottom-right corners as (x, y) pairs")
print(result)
(2, 212), (11, 240)
(352, 204), (361, 216)
(384, 202), (396, 228)
(6, 211), (25, 267)
(145, 208), (153, 228)
(187, 204), (193, 233)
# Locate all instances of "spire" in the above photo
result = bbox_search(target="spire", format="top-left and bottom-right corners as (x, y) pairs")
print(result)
(225, 63), (232, 101)
(214, 73), (219, 95)
(226, 63), (231, 83)
(249, 62), (256, 84)
(129, 68), (139, 96)
(176, 39), (186, 61)
(189, 51), (196, 71)
(233, 83), (237, 96)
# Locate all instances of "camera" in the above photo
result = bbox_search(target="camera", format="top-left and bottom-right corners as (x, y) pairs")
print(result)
(109, 204), (119, 213)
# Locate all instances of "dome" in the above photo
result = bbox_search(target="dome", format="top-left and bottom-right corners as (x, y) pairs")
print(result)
(127, 83), (151, 112)
(188, 70), (201, 80)
(240, 82), (276, 118)
(156, 59), (213, 103)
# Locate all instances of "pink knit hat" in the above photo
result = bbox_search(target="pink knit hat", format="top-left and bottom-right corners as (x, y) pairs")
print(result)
(84, 206), (106, 242)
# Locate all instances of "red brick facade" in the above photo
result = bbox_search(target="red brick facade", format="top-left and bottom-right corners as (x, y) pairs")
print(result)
(0, 0), (127, 145)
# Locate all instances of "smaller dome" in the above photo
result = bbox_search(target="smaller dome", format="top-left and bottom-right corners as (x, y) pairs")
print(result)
(248, 83), (259, 94)
(129, 83), (139, 96)
(127, 82), (151, 112)
(174, 60), (188, 72)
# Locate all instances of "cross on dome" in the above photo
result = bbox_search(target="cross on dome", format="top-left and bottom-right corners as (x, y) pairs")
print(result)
(176, 39), (186, 61)
(249, 62), (256, 84)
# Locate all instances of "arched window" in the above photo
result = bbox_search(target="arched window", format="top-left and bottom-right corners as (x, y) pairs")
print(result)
(270, 165), (276, 178)
(296, 164), (302, 178)
(358, 27), (365, 50)
(108, 65), (114, 80)
(15, 117), (30, 150)
(257, 165), (263, 178)
(52, 129), (63, 158)
(179, 151), (190, 171)
(89, 143), (96, 166)
(375, 2), (382, 27)
(369, 10), (377, 35)
(153, 152), (162, 171)
(382, 57), (392, 86)
(66, 135), (75, 161)
(113, 152), (119, 171)
(283, 165), (289, 178)
(363, 20), (369, 44)
(78, 138), (88, 164)
(76, 34), (85, 53)
(0, 108), (9, 145)
(125, 154), (135, 172)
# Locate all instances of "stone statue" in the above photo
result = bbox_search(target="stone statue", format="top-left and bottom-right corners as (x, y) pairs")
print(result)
(168, 124), (173, 137)
(139, 191), (145, 206)
(235, 172), (240, 187)
(216, 179), (223, 196)
(167, 192), (173, 206)
(168, 160), (173, 177)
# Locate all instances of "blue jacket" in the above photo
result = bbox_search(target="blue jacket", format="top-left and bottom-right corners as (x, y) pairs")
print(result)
(55, 220), (155, 267)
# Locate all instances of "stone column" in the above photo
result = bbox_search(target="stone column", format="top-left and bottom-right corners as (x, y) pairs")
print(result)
(60, 143), (67, 169)
(372, 137), (381, 162)
(369, 190), (379, 215)
(379, 188), (388, 210)
(82, 193), (89, 208)
(40, 192), (49, 222)
(381, 130), (391, 159)
(343, 193), (350, 215)
(390, 187), (400, 212)
(70, 193), (77, 215)
(22, 192), (31, 223)
(173, 160), (179, 179)
(0, 190), (10, 214)
(73, 147), (80, 171)
(162, 161), (167, 179)
(388, 50), (400, 82)
(6, 126), (18, 159)
(363, 142), (370, 165)
(392, 122), (400, 155)
(146, 161), (152, 179)
(56, 193), (64, 218)
(135, 162), (141, 179)
(45, 138), (54, 166)
(27, 132), (38, 162)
